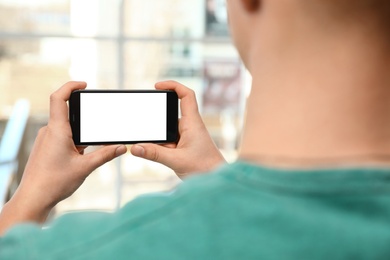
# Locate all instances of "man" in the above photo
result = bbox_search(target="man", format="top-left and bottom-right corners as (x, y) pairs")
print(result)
(2, 0), (390, 258)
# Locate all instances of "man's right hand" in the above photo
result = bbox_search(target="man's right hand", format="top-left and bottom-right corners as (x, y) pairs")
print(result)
(130, 80), (226, 179)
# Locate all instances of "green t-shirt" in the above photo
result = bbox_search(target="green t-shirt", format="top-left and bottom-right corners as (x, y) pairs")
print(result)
(1, 161), (390, 259)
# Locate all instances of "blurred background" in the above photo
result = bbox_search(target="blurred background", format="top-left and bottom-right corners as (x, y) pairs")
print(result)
(0, 0), (251, 217)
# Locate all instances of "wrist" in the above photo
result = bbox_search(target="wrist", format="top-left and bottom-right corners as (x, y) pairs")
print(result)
(6, 187), (53, 223)
(0, 196), (50, 236)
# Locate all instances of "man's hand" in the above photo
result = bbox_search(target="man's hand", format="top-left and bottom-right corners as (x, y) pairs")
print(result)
(0, 81), (127, 235)
(131, 81), (226, 179)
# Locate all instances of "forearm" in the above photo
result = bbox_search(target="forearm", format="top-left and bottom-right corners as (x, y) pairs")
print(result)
(0, 191), (51, 236)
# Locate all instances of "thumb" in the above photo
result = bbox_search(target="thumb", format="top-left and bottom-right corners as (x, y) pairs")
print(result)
(131, 144), (174, 166)
(84, 145), (127, 172)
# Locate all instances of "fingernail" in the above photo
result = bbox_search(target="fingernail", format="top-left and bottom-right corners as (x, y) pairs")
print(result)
(115, 145), (127, 156)
(132, 145), (145, 157)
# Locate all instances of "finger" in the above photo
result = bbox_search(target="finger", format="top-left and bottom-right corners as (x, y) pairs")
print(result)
(131, 144), (176, 167)
(84, 145), (127, 173)
(49, 81), (87, 125)
(155, 81), (199, 117)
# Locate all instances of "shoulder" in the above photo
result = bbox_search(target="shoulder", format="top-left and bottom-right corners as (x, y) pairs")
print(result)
(0, 162), (262, 258)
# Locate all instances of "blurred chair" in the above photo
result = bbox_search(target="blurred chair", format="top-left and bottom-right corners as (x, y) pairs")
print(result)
(0, 99), (30, 207)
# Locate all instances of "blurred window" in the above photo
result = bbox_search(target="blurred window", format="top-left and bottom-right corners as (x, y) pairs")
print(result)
(0, 0), (249, 212)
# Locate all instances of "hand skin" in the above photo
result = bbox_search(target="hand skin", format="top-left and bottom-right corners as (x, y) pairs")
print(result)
(0, 81), (127, 236)
(131, 81), (226, 179)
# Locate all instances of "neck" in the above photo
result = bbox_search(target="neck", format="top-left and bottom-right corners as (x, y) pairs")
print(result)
(239, 18), (390, 165)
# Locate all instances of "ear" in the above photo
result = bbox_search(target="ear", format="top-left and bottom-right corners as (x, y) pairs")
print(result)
(241, 0), (260, 12)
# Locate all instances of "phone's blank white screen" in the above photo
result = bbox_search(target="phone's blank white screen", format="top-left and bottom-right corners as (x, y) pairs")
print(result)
(80, 92), (167, 142)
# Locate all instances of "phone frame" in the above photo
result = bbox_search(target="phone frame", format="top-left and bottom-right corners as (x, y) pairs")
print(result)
(69, 89), (179, 145)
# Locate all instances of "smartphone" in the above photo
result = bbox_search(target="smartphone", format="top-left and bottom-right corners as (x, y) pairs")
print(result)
(69, 89), (179, 145)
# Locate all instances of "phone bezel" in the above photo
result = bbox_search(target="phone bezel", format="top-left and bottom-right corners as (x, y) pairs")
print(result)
(69, 89), (179, 145)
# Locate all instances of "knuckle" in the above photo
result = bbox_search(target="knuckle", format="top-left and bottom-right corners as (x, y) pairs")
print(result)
(49, 92), (58, 103)
(188, 88), (196, 98)
(165, 80), (176, 84)
(103, 148), (115, 162)
(149, 148), (159, 162)
(37, 126), (47, 136)
(91, 150), (112, 170)
(168, 80), (180, 85)
(100, 153), (110, 164)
